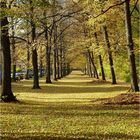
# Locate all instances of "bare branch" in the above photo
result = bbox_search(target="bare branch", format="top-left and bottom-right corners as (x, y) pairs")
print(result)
(130, 0), (139, 15)
(91, 1), (126, 19)
(9, 36), (29, 43)
(135, 6), (140, 14)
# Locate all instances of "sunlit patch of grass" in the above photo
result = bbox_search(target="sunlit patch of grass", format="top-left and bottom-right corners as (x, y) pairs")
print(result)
(12, 75), (129, 96)
(0, 71), (139, 139)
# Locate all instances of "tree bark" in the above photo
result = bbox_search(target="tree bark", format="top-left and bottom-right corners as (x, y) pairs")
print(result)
(94, 32), (106, 80)
(87, 50), (99, 79)
(39, 46), (43, 78)
(103, 25), (117, 84)
(0, 2), (16, 102)
(31, 29), (40, 88)
(87, 52), (92, 77)
(124, 0), (139, 91)
(91, 52), (99, 79)
(63, 48), (67, 77)
(53, 47), (57, 80)
(25, 43), (30, 79)
(52, 0), (57, 81)
(11, 18), (16, 82)
(56, 46), (61, 79)
(60, 32), (64, 78)
(51, 1), (58, 81)
(46, 43), (52, 83)
(43, 10), (52, 83)
(32, 48), (40, 89)
(45, 33), (52, 83)
(30, 0), (40, 89)
(39, 59), (43, 78)
(25, 26), (30, 79)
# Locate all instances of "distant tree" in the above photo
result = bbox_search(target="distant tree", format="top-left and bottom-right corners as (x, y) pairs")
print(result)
(25, 27), (31, 80)
(53, 20), (58, 81)
(94, 32), (106, 80)
(44, 24), (52, 83)
(103, 25), (117, 84)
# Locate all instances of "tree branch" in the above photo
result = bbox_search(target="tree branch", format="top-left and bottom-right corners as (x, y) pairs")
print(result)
(130, 0), (139, 15)
(9, 36), (29, 43)
(90, 1), (126, 19)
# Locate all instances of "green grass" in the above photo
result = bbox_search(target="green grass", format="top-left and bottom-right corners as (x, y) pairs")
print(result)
(0, 71), (139, 140)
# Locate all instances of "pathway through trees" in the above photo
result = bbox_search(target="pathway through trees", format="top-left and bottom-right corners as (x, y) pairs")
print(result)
(1, 71), (139, 140)
(13, 70), (129, 103)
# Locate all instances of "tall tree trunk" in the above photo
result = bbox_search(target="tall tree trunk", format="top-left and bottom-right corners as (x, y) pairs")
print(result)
(85, 53), (90, 76)
(32, 39), (40, 88)
(45, 33), (52, 83)
(124, 0), (139, 91)
(60, 32), (63, 78)
(53, 47), (57, 80)
(30, 0), (40, 89)
(63, 48), (67, 77)
(91, 52), (99, 79)
(53, 39), (57, 81)
(52, 0), (57, 81)
(87, 53), (92, 77)
(85, 54), (88, 75)
(94, 32), (106, 80)
(87, 50), (99, 79)
(25, 26), (30, 79)
(25, 43), (30, 79)
(56, 46), (60, 79)
(0, 2), (16, 102)
(63, 62), (67, 77)
(39, 59), (43, 78)
(11, 18), (16, 82)
(32, 48), (40, 89)
(39, 46), (43, 78)
(43, 10), (52, 83)
(60, 46), (63, 78)
(46, 44), (52, 83)
(103, 25), (117, 84)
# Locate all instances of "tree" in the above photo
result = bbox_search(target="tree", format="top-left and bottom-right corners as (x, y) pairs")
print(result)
(52, 22), (58, 81)
(0, 1), (16, 102)
(124, 0), (139, 91)
(25, 26), (31, 80)
(11, 17), (17, 82)
(87, 50), (99, 79)
(44, 25), (52, 83)
(30, 0), (40, 89)
(94, 32), (106, 80)
(103, 25), (117, 84)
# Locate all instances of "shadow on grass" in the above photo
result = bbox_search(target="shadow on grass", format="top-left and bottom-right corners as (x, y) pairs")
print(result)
(1, 132), (139, 140)
(12, 84), (129, 94)
(1, 101), (139, 118)
(11, 73), (129, 94)
(1, 101), (139, 140)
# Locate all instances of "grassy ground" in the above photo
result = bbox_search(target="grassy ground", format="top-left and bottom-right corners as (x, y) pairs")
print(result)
(0, 71), (139, 140)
